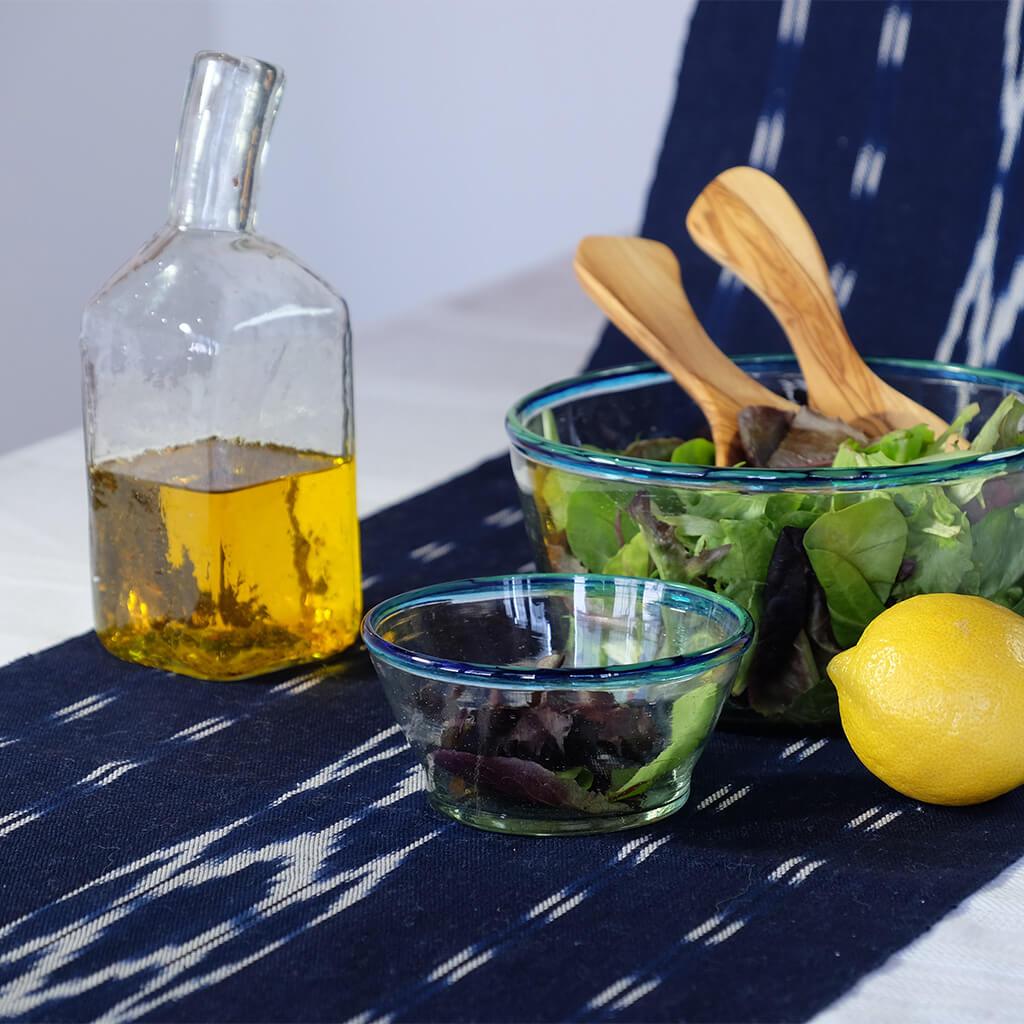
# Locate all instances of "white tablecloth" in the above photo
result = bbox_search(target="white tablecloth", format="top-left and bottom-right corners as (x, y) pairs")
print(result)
(1, 257), (1020, 1022)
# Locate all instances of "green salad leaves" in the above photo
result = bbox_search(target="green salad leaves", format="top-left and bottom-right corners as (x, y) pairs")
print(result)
(803, 499), (907, 647)
(532, 396), (1024, 722)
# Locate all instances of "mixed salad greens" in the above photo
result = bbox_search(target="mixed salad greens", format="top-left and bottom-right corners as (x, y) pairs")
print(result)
(419, 670), (722, 820)
(531, 395), (1024, 724)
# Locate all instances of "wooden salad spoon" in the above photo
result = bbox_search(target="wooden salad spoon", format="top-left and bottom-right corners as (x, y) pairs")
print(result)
(574, 235), (798, 466)
(685, 166), (948, 438)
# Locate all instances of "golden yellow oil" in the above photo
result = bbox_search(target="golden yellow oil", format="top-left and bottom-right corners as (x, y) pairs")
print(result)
(88, 438), (362, 680)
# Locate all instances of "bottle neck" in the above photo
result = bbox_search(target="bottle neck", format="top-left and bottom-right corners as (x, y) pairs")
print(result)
(168, 51), (284, 232)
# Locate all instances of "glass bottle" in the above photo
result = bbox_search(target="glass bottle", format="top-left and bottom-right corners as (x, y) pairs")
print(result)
(81, 51), (360, 681)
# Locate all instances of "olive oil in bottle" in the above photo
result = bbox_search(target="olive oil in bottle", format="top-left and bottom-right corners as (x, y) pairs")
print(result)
(89, 439), (361, 680)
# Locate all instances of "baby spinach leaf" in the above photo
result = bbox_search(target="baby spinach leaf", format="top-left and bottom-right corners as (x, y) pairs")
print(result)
(970, 395), (1024, 453)
(670, 513), (720, 538)
(681, 490), (770, 523)
(801, 549), (885, 648)
(565, 490), (639, 571)
(601, 530), (650, 577)
(775, 510), (824, 530)
(703, 519), (778, 593)
(804, 498), (908, 603)
(937, 402), (982, 448)
(891, 487), (974, 598)
(610, 681), (722, 800)
(832, 443), (899, 469)
(764, 492), (830, 531)
(972, 505), (1024, 598)
(539, 466), (581, 532)
(803, 498), (908, 647)
(556, 765), (595, 790)
(670, 438), (716, 465)
(720, 578), (764, 621)
(833, 405), (979, 469)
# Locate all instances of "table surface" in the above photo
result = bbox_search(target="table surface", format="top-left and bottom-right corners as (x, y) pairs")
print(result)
(1, 257), (1020, 1022)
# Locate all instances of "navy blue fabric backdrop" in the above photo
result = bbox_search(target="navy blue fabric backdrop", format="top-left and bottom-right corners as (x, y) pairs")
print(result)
(591, 0), (1024, 375)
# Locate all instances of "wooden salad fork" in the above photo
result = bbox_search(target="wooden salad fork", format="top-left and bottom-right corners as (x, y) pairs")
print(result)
(574, 235), (798, 466)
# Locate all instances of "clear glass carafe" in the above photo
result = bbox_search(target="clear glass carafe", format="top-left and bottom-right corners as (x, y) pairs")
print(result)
(81, 51), (360, 681)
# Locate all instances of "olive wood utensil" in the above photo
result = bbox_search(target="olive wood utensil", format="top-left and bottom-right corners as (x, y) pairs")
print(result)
(574, 235), (798, 466)
(686, 165), (948, 438)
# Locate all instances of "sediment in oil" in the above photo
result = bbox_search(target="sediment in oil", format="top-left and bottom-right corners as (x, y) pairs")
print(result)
(88, 438), (361, 679)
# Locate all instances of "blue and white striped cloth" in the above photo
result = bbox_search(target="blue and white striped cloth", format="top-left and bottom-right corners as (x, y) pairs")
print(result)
(1, 456), (1022, 1021)
(592, 0), (1024, 374)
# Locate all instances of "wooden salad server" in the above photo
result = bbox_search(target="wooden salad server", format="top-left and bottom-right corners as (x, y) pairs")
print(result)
(574, 235), (798, 466)
(685, 166), (948, 438)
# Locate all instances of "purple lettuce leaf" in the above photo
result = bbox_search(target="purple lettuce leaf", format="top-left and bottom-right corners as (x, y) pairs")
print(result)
(766, 408), (868, 468)
(744, 525), (836, 715)
(738, 406), (794, 466)
(432, 750), (629, 813)
(567, 696), (659, 763)
(628, 492), (731, 583)
(440, 698), (575, 769)
(435, 690), (661, 793)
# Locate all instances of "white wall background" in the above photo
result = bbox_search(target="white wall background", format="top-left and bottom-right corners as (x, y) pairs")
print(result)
(0, 0), (691, 454)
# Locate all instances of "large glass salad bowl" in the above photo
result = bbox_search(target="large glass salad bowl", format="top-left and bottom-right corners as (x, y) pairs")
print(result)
(506, 356), (1024, 727)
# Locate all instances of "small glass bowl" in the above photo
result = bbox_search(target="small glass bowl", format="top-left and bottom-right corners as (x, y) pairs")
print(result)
(362, 574), (752, 836)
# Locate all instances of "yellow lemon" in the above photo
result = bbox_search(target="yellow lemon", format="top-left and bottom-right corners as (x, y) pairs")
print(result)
(828, 594), (1024, 806)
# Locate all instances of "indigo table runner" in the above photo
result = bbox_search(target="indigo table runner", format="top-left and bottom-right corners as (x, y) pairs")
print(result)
(1, 453), (1023, 1023)
(592, 0), (1024, 376)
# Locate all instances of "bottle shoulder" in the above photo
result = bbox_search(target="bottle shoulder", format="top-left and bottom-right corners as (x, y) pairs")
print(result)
(83, 225), (348, 345)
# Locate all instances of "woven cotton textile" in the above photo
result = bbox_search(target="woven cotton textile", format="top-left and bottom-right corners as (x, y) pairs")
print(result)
(592, 0), (1024, 375)
(1, 455), (1023, 1022)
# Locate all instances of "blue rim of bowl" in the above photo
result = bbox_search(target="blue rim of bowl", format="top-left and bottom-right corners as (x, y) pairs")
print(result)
(505, 355), (1024, 491)
(361, 573), (754, 691)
